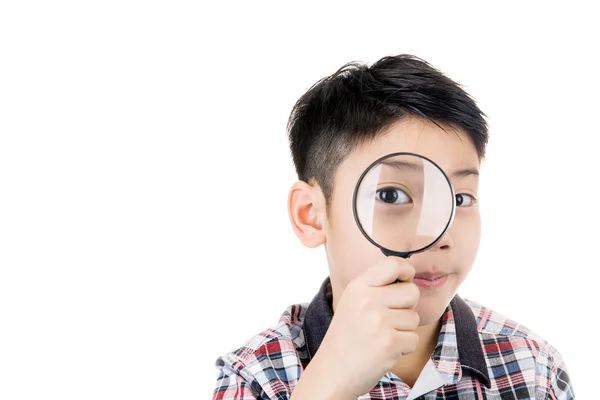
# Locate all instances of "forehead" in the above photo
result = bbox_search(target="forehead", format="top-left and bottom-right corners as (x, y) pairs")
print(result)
(345, 117), (479, 178)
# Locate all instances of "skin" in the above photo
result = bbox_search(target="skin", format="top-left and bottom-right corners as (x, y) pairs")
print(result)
(288, 116), (481, 393)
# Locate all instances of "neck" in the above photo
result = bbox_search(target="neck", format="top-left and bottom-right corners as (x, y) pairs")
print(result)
(391, 317), (442, 387)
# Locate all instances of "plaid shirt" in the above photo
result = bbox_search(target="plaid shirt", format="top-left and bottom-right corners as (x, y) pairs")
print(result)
(212, 277), (574, 399)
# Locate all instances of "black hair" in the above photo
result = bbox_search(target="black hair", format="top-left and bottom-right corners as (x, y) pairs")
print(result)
(287, 54), (488, 204)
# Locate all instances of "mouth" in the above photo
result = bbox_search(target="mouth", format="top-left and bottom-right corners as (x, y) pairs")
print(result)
(413, 272), (449, 289)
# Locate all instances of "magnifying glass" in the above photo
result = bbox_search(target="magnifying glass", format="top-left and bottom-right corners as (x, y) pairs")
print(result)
(352, 152), (455, 258)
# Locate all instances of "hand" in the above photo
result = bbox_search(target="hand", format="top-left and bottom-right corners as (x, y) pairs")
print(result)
(313, 257), (420, 397)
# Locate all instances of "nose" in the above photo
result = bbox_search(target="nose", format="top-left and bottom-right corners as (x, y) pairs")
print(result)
(430, 232), (453, 251)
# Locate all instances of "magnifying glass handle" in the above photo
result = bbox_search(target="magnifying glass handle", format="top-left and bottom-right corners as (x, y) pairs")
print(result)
(385, 251), (412, 284)
(381, 248), (411, 258)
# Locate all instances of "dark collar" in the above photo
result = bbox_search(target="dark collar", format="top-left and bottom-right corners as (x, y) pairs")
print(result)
(302, 277), (491, 388)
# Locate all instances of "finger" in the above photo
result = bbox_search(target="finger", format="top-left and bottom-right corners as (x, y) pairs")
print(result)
(377, 282), (420, 309)
(394, 331), (420, 355)
(360, 258), (415, 287)
(385, 309), (420, 331)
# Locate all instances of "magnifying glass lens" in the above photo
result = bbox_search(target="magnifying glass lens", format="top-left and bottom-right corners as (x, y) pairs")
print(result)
(354, 153), (455, 256)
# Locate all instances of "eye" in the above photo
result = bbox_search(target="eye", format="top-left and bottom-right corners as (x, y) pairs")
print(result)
(375, 187), (412, 205)
(456, 193), (476, 207)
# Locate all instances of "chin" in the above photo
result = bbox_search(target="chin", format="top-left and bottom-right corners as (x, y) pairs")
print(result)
(415, 294), (453, 326)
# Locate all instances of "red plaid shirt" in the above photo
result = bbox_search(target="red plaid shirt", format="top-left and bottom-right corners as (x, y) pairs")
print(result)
(212, 278), (574, 399)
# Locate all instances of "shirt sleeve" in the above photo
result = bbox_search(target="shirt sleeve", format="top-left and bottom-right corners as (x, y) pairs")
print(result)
(212, 358), (261, 400)
(547, 346), (575, 400)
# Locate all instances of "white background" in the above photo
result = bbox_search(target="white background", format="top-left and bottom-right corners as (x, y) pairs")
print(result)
(1, 1), (596, 399)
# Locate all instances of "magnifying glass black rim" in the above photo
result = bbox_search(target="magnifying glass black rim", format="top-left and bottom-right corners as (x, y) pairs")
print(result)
(352, 151), (456, 258)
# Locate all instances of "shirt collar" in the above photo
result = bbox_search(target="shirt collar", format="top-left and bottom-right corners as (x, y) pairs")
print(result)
(302, 277), (491, 389)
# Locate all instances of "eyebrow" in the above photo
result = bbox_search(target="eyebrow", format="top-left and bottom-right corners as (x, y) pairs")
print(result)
(381, 160), (423, 172)
(381, 160), (479, 179)
(450, 168), (479, 178)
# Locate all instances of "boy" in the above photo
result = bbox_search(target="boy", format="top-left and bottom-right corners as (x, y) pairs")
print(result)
(212, 54), (574, 399)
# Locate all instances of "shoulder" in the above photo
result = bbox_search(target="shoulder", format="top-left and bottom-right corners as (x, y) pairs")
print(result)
(461, 297), (566, 364)
(463, 298), (575, 399)
(462, 297), (574, 397)
(213, 303), (309, 394)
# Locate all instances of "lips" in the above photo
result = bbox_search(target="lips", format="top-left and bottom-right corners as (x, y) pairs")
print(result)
(414, 272), (448, 281)
(414, 274), (448, 289)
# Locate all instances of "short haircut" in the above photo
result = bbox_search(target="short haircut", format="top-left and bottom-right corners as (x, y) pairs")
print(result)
(287, 54), (488, 204)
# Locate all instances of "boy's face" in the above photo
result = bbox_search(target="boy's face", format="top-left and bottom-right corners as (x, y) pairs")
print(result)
(323, 117), (481, 326)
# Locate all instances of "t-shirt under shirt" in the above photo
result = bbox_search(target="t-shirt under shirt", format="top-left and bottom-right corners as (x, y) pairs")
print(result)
(212, 277), (574, 399)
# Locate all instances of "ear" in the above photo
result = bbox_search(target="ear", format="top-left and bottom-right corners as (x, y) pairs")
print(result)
(288, 180), (326, 248)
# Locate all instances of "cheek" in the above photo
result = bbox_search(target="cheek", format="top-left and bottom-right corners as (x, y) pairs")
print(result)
(325, 199), (384, 287)
(452, 209), (481, 272)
